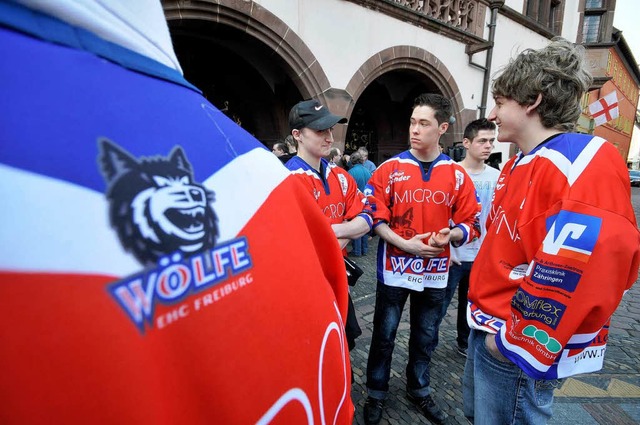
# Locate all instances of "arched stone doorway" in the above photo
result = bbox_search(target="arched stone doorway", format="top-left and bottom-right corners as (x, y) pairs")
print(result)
(162, 0), (340, 148)
(345, 47), (475, 165)
(344, 70), (442, 165)
(168, 24), (296, 147)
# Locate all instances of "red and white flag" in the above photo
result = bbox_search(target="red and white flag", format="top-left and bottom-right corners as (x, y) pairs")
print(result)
(588, 91), (619, 127)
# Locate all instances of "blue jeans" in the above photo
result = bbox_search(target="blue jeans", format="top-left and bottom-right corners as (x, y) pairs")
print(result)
(366, 281), (446, 399)
(352, 234), (368, 256)
(440, 261), (472, 348)
(463, 329), (561, 424)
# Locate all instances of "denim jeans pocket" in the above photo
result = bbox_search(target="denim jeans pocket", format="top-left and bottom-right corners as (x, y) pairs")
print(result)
(482, 335), (513, 364)
(533, 378), (563, 407)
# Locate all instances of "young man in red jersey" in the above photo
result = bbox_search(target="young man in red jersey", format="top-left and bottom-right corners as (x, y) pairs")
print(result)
(363, 93), (481, 425)
(285, 99), (373, 351)
(464, 38), (640, 424)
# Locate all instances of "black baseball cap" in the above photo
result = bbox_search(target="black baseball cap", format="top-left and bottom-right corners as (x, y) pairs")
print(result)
(289, 99), (347, 131)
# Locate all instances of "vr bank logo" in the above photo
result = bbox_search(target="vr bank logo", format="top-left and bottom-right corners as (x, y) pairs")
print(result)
(542, 211), (601, 263)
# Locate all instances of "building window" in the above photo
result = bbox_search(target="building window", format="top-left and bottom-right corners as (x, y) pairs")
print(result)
(585, 0), (603, 8)
(582, 14), (601, 42)
(524, 0), (563, 34)
(581, 0), (608, 43)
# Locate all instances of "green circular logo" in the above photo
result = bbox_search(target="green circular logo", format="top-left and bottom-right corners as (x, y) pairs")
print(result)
(546, 338), (562, 353)
(534, 329), (549, 345)
(520, 325), (563, 354)
(523, 325), (536, 337)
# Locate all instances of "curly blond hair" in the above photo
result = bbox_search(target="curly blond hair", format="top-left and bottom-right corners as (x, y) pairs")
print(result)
(492, 37), (593, 131)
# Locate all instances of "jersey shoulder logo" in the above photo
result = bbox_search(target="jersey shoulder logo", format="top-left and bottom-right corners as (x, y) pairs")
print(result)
(542, 210), (601, 263)
(98, 138), (219, 266)
(454, 169), (464, 190)
(337, 173), (349, 196)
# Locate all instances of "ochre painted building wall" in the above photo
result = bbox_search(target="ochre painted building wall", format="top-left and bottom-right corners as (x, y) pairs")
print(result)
(582, 49), (639, 160)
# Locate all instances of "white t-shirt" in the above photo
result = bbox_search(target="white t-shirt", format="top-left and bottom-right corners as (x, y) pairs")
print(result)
(451, 164), (500, 262)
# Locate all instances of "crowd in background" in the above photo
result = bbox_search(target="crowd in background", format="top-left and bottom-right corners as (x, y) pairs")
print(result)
(273, 138), (377, 175)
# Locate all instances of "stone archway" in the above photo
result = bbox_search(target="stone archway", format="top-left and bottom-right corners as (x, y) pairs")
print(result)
(162, 0), (346, 145)
(344, 46), (476, 163)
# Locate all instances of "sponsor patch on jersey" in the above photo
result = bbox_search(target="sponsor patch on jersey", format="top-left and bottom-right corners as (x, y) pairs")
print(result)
(388, 170), (411, 184)
(505, 322), (563, 362)
(511, 287), (566, 330)
(454, 169), (464, 190)
(508, 263), (529, 280)
(506, 313), (563, 360)
(530, 262), (581, 292)
(522, 324), (562, 353)
(542, 211), (601, 263)
(338, 173), (349, 196)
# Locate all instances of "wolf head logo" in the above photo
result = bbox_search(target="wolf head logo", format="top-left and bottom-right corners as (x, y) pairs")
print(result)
(98, 139), (218, 266)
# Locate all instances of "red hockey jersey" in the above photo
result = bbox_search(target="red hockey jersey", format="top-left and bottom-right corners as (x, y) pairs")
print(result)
(285, 156), (373, 229)
(0, 4), (353, 423)
(468, 133), (640, 379)
(366, 151), (481, 290)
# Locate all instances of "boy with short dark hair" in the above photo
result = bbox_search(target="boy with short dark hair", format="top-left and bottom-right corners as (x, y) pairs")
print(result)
(363, 93), (481, 425)
(438, 118), (499, 357)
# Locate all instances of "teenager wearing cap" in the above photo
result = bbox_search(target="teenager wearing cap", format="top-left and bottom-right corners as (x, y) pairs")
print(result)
(286, 99), (373, 250)
(285, 99), (373, 351)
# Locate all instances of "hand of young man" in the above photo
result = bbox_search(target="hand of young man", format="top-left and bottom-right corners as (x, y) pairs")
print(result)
(401, 232), (445, 258)
(337, 237), (350, 250)
(485, 333), (511, 363)
(428, 227), (451, 248)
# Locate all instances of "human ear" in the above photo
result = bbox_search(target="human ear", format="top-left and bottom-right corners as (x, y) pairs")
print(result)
(526, 94), (543, 114)
(292, 129), (302, 142)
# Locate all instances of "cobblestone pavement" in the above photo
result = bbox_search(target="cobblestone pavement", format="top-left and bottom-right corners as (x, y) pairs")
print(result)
(346, 186), (640, 424)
